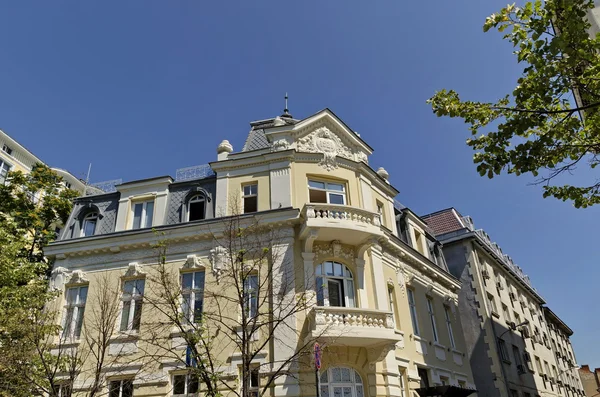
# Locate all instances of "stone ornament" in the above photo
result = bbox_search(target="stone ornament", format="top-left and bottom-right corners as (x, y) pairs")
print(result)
(271, 138), (290, 152)
(67, 270), (88, 285)
(313, 240), (355, 263)
(123, 262), (146, 278)
(210, 246), (228, 282)
(296, 126), (366, 170)
(50, 267), (70, 291)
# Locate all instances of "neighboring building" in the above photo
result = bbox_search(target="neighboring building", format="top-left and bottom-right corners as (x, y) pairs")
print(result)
(543, 308), (585, 397)
(422, 208), (585, 397)
(45, 108), (477, 397)
(579, 365), (600, 397)
(0, 128), (85, 192)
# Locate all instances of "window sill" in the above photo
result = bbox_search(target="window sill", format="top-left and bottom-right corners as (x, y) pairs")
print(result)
(394, 329), (405, 336)
(112, 331), (140, 341)
(451, 348), (463, 355)
(56, 338), (81, 348)
(412, 334), (427, 343)
(433, 342), (447, 349)
(491, 311), (500, 319)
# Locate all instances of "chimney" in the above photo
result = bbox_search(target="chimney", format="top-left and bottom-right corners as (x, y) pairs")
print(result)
(581, 365), (591, 372)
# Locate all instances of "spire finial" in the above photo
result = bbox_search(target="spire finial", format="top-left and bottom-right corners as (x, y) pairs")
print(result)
(281, 92), (292, 119)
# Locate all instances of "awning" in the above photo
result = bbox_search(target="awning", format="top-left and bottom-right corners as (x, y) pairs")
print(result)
(415, 385), (477, 397)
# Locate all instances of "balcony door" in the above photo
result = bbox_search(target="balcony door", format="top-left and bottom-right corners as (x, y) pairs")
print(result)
(316, 261), (355, 308)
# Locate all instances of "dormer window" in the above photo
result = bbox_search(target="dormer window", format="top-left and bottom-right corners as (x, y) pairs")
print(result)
(2, 144), (12, 155)
(81, 212), (98, 237)
(132, 200), (154, 229)
(308, 180), (346, 204)
(188, 194), (206, 221)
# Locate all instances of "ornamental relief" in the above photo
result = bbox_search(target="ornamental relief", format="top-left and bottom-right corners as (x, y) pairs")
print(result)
(312, 240), (355, 265)
(296, 126), (367, 170)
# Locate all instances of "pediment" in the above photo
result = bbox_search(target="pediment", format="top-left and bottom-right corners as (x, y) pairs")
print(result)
(266, 110), (372, 170)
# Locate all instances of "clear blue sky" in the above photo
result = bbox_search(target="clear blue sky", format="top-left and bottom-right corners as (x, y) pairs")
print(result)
(1, 1), (597, 368)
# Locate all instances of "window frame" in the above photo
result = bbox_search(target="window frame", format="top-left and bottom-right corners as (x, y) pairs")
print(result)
(426, 297), (439, 343)
(319, 366), (364, 397)
(0, 159), (11, 184)
(444, 306), (456, 349)
(308, 179), (347, 205)
(242, 183), (258, 213)
(62, 285), (88, 340)
(181, 271), (205, 324)
(173, 372), (199, 396)
(120, 278), (145, 332)
(316, 261), (355, 308)
(108, 379), (134, 397)
(131, 200), (154, 229)
(81, 212), (99, 237)
(407, 289), (420, 336)
(243, 274), (259, 319)
(2, 144), (12, 155)
(52, 383), (72, 397)
(187, 194), (206, 222)
(498, 338), (510, 363)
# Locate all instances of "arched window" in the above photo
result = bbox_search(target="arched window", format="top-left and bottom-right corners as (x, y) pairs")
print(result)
(187, 194), (206, 221)
(81, 212), (98, 237)
(316, 261), (355, 308)
(320, 367), (364, 397)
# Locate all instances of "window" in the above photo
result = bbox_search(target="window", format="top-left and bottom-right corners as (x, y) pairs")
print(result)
(243, 184), (258, 213)
(109, 379), (133, 397)
(188, 194), (206, 221)
(498, 338), (510, 362)
(535, 356), (543, 374)
(244, 275), (259, 319)
(52, 383), (72, 397)
(407, 289), (420, 336)
(81, 212), (98, 237)
(376, 200), (385, 225)
(132, 200), (154, 229)
(2, 144), (12, 155)
(513, 345), (524, 373)
(399, 367), (407, 397)
(62, 286), (88, 339)
(320, 367), (364, 397)
(440, 376), (449, 386)
(389, 287), (400, 328)
(248, 367), (259, 397)
(308, 180), (346, 204)
(316, 261), (355, 307)
(418, 368), (430, 388)
(173, 373), (198, 396)
(182, 271), (205, 323)
(0, 160), (11, 184)
(426, 298), (439, 342)
(488, 293), (498, 314)
(544, 361), (553, 390)
(414, 230), (424, 254)
(120, 279), (145, 332)
(514, 312), (521, 325)
(444, 306), (456, 349)
(502, 304), (511, 322)
(510, 389), (519, 397)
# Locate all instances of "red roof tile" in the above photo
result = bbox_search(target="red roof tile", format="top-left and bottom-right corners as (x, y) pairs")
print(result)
(422, 209), (465, 236)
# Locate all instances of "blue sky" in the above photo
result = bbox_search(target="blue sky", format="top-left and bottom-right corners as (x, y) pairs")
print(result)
(1, 2), (597, 368)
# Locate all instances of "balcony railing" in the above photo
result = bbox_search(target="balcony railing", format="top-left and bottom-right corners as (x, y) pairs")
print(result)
(304, 204), (381, 227)
(313, 306), (394, 330)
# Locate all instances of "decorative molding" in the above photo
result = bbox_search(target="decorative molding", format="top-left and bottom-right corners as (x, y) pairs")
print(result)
(182, 254), (205, 270)
(396, 268), (407, 297)
(313, 240), (355, 263)
(296, 127), (357, 171)
(210, 246), (228, 282)
(50, 267), (70, 291)
(123, 262), (146, 278)
(368, 342), (398, 371)
(425, 285), (434, 297)
(271, 138), (290, 152)
(67, 270), (88, 285)
(387, 278), (395, 289)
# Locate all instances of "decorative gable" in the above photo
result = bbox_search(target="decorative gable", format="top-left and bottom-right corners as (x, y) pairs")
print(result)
(296, 126), (367, 170)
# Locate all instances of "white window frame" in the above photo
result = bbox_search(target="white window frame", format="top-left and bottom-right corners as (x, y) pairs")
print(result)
(407, 289), (420, 336)
(426, 297), (439, 342)
(444, 306), (456, 349)
(398, 367), (407, 397)
(308, 179), (346, 205)
(0, 159), (11, 184)
(242, 183), (258, 213)
(187, 194), (206, 221)
(131, 200), (154, 229)
(319, 367), (364, 397)
(2, 144), (12, 155)
(120, 279), (145, 332)
(181, 271), (205, 323)
(246, 366), (260, 397)
(108, 378), (134, 397)
(81, 212), (98, 237)
(52, 383), (72, 397)
(62, 286), (88, 340)
(315, 261), (355, 308)
(244, 274), (259, 319)
(173, 373), (199, 396)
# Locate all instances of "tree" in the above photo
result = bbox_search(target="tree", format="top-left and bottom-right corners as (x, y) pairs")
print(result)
(0, 164), (79, 396)
(143, 210), (326, 397)
(428, 0), (600, 208)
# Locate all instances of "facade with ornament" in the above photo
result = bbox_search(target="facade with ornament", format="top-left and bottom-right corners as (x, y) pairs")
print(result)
(46, 108), (476, 397)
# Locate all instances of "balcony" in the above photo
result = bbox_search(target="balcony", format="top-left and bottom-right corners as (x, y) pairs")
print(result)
(300, 204), (384, 246)
(306, 306), (402, 348)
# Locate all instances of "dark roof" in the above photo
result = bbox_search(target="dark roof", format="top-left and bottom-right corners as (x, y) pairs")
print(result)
(421, 208), (466, 236)
(242, 117), (299, 152)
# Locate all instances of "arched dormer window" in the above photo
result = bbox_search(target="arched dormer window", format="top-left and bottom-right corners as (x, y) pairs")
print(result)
(316, 261), (355, 307)
(81, 212), (98, 237)
(188, 194), (206, 221)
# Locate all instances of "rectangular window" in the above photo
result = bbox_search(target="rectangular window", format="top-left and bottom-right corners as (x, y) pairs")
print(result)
(62, 286), (88, 339)
(513, 345), (524, 373)
(426, 298), (439, 342)
(182, 271), (205, 323)
(132, 200), (154, 229)
(407, 289), (420, 336)
(418, 368), (430, 388)
(502, 304), (511, 322)
(545, 361), (553, 390)
(510, 389), (519, 397)
(243, 184), (258, 213)
(389, 287), (400, 328)
(488, 293), (498, 314)
(173, 373), (199, 396)
(498, 338), (510, 362)
(109, 379), (133, 397)
(440, 376), (449, 386)
(514, 312), (521, 325)
(120, 279), (145, 332)
(2, 144), (12, 155)
(399, 367), (407, 397)
(244, 275), (259, 319)
(308, 179), (346, 204)
(0, 160), (11, 184)
(52, 383), (72, 397)
(444, 306), (456, 349)
(535, 356), (543, 373)
(249, 367), (259, 397)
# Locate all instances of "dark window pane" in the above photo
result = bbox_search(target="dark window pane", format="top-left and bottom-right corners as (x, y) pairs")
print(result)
(189, 200), (205, 221)
(188, 375), (199, 393)
(309, 189), (327, 203)
(120, 301), (131, 331)
(173, 375), (186, 394)
(132, 203), (143, 229)
(329, 194), (344, 205)
(122, 380), (133, 397)
(328, 280), (342, 307)
(194, 296), (203, 323)
(251, 368), (259, 388)
(109, 381), (121, 397)
(244, 196), (257, 213)
(132, 301), (142, 331)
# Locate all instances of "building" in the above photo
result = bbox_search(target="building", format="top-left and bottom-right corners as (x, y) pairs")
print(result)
(578, 365), (600, 397)
(45, 108), (477, 397)
(0, 128), (85, 192)
(543, 308), (585, 397)
(422, 208), (585, 397)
